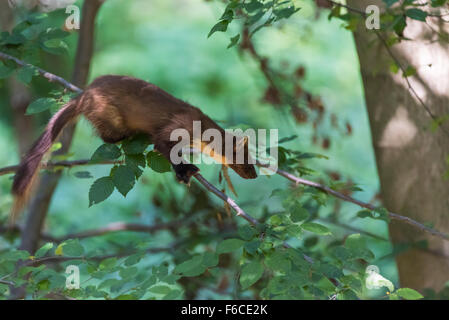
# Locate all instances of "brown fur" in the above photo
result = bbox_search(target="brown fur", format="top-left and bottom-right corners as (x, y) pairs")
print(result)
(11, 75), (257, 220)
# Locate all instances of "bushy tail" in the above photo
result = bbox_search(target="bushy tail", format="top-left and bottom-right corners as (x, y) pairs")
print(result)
(10, 98), (80, 223)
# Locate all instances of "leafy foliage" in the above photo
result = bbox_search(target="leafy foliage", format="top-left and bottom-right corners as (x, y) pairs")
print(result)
(1, 1), (440, 300)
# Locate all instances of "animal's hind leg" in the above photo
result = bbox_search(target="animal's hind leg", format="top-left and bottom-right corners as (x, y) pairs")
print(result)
(85, 101), (131, 144)
(94, 121), (131, 144)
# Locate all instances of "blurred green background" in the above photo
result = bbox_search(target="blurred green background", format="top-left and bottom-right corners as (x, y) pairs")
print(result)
(0, 0), (396, 298)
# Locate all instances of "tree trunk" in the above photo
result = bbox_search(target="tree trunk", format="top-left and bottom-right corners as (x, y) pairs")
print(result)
(347, 0), (449, 292)
(0, 0), (34, 156)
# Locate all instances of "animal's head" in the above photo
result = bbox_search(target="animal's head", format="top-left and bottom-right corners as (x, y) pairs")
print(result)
(199, 132), (258, 179)
(227, 135), (257, 180)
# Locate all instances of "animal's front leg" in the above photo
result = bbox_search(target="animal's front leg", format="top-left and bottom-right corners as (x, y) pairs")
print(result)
(154, 139), (199, 185)
(171, 163), (200, 184)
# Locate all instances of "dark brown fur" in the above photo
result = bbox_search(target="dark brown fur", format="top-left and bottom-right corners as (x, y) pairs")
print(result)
(11, 75), (257, 219)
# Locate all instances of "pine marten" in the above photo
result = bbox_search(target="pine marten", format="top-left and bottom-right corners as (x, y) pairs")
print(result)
(11, 75), (257, 217)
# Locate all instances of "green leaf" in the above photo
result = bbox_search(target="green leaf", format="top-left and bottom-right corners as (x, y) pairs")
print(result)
(396, 288), (423, 300)
(244, 240), (261, 255)
(99, 257), (118, 271)
(40, 28), (70, 41)
(25, 12), (48, 24)
(89, 176), (115, 206)
(126, 154), (146, 179)
(1, 250), (30, 262)
(91, 144), (122, 162)
(163, 290), (182, 300)
(59, 239), (84, 256)
(319, 263), (343, 279)
(50, 142), (62, 153)
(403, 65), (417, 77)
(149, 285), (172, 294)
(431, 0), (447, 7)
(240, 261), (264, 289)
(124, 252), (145, 266)
(290, 206), (309, 223)
(265, 252), (291, 273)
(217, 238), (245, 254)
(345, 234), (375, 260)
(301, 222), (331, 235)
(121, 134), (151, 155)
(245, 0), (264, 12)
(391, 14), (407, 36)
(17, 66), (39, 84)
(17, 66), (37, 84)
(174, 256), (203, 274)
(274, 6), (300, 20)
(405, 8), (428, 21)
(98, 278), (120, 290)
(26, 98), (58, 115)
(238, 225), (256, 240)
(4, 33), (26, 45)
(116, 294), (135, 300)
(278, 135), (298, 144)
(345, 234), (365, 250)
(208, 20), (229, 38)
(147, 151), (171, 173)
(174, 255), (206, 277)
(112, 165), (136, 197)
(119, 266), (138, 279)
(357, 209), (374, 219)
(357, 207), (390, 222)
(35, 243), (54, 258)
(202, 252), (219, 268)
(40, 39), (69, 55)
(227, 34), (240, 49)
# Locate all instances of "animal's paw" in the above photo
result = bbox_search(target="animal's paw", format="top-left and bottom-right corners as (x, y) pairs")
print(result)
(174, 164), (200, 185)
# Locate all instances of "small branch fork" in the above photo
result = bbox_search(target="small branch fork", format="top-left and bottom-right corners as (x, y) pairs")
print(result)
(1, 51), (448, 242)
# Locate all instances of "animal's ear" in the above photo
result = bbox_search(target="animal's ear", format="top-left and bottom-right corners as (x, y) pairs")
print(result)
(242, 136), (249, 145)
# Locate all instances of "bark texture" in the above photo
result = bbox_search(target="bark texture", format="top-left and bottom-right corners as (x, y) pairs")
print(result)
(347, 0), (449, 291)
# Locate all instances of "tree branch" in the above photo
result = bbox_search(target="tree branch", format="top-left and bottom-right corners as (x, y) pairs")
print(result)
(0, 51), (82, 94)
(193, 173), (260, 225)
(2, 157), (448, 241)
(257, 162), (449, 241)
(0, 216), (199, 243)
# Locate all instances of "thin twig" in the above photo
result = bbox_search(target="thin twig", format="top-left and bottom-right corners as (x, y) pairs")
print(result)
(193, 173), (260, 225)
(374, 30), (443, 125)
(0, 279), (15, 286)
(257, 162), (449, 241)
(0, 52), (82, 93)
(0, 216), (199, 243)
